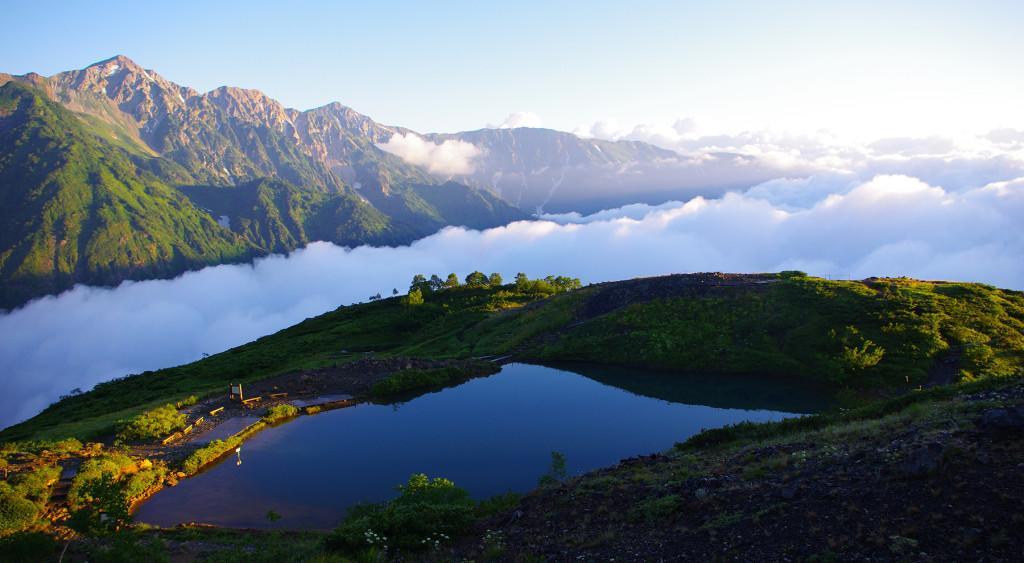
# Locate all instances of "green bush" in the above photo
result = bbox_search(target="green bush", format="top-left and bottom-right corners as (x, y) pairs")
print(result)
(10, 465), (60, 505)
(116, 404), (186, 443)
(0, 485), (40, 537)
(325, 474), (476, 553)
(0, 438), (82, 457)
(262, 404), (299, 424)
(121, 466), (167, 500)
(181, 437), (242, 475)
(0, 463), (60, 536)
(68, 474), (132, 536)
(174, 395), (199, 409)
(68, 453), (136, 509)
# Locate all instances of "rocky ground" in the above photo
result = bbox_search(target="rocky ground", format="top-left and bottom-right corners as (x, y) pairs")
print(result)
(451, 381), (1024, 561)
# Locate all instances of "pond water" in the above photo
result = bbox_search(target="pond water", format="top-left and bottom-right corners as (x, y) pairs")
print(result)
(135, 363), (829, 529)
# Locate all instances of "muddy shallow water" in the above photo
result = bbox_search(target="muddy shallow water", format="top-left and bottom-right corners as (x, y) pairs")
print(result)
(135, 363), (829, 529)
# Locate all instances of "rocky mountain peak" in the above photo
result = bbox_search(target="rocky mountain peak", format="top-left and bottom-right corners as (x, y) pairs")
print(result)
(47, 54), (194, 126)
(204, 85), (293, 131)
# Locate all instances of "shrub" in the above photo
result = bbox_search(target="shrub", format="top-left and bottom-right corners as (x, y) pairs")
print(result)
(1, 438), (82, 457)
(116, 404), (186, 443)
(538, 451), (567, 487)
(10, 465), (60, 505)
(181, 436), (242, 475)
(68, 474), (131, 536)
(262, 404), (299, 424)
(0, 485), (40, 537)
(68, 453), (136, 509)
(174, 395), (198, 409)
(325, 474), (476, 553)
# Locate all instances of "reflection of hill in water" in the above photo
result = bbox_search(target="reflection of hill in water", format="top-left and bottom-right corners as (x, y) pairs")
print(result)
(547, 362), (833, 414)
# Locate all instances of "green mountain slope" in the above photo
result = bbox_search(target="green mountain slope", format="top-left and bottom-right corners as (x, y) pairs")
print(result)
(4, 272), (1021, 442)
(0, 58), (528, 307)
(0, 81), (253, 307)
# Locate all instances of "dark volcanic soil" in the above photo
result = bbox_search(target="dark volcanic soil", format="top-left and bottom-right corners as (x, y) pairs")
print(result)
(450, 382), (1024, 562)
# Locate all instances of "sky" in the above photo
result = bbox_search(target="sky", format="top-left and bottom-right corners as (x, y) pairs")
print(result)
(3, 0), (1023, 139)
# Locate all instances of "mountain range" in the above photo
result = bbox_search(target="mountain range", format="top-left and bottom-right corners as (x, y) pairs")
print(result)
(0, 55), (776, 309)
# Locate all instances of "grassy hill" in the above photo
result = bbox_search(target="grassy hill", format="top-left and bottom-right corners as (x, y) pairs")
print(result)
(3, 272), (1021, 443)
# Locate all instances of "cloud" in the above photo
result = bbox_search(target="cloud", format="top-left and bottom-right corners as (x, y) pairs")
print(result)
(2, 174), (1022, 430)
(491, 111), (543, 129)
(376, 133), (481, 175)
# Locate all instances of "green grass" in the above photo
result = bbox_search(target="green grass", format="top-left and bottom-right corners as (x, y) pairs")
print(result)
(675, 374), (1018, 452)
(535, 276), (1024, 387)
(116, 404), (187, 443)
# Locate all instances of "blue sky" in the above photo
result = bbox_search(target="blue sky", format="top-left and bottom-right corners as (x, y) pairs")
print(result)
(3, 0), (1022, 137)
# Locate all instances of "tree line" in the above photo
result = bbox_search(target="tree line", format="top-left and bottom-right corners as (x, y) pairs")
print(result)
(404, 272), (582, 305)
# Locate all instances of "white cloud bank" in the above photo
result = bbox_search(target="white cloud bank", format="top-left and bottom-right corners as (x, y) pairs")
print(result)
(1, 173), (1022, 429)
(376, 133), (481, 175)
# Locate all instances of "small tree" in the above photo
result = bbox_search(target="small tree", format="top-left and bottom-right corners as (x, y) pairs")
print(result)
(514, 272), (529, 290)
(444, 273), (460, 289)
(410, 274), (433, 294)
(538, 451), (568, 487)
(392, 288), (399, 296)
(465, 271), (488, 287)
(429, 274), (444, 291)
(406, 288), (425, 306)
(488, 272), (503, 286)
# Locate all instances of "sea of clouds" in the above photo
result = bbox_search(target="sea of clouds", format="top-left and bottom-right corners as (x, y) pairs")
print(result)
(2, 136), (1023, 429)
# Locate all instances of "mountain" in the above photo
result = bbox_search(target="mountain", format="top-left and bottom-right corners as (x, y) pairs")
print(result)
(427, 127), (787, 214)
(0, 56), (525, 308)
(0, 81), (253, 307)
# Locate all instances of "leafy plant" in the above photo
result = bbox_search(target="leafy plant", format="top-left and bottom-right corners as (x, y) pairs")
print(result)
(538, 451), (568, 487)
(116, 404), (186, 443)
(262, 404), (299, 424)
(325, 474), (477, 553)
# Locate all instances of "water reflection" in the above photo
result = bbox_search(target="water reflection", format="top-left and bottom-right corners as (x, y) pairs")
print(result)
(136, 363), (828, 529)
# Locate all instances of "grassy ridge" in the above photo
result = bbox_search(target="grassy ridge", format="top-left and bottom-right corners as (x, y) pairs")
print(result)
(535, 275), (1024, 387)
(0, 281), (583, 441)
(3, 274), (1022, 443)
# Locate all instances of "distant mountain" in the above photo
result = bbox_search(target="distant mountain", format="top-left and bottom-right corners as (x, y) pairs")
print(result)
(0, 56), (524, 308)
(427, 127), (786, 214)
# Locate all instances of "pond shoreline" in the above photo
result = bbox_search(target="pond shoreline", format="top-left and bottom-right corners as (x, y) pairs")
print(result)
(132, 362), (814, 530)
